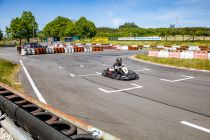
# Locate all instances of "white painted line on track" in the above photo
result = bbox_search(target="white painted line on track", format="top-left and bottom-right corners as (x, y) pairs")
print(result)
(70, 74), (76, 77)
(78, 72), (102, 77)
(98, 83), (142, 93)
(0, 53), (13, 55)
(80, 65), (84, 68)
(160, 75), (194, 82)
(59, 66), (63, 69)
(180, 121), (210, 133)
(134, 68), (151, 72)
(20, 60), (47, 104)
(102, 64), (112, 67)
(96, 72), (101, 74)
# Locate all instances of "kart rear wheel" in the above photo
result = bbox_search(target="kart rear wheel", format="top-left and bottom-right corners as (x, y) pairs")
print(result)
(136, 74), (139, 80)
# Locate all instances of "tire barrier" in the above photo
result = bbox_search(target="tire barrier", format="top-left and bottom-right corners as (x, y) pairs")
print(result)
(168, 51), (180, 58)
(18, 44), (209, 56)
(128, 46), (139, 50)
(0, 86), (98, 140)
(189, 46), (200, 51)
(71, 134), (98, 140)
(208, 52), (210, 60)
(180, 51), (194, 59)
(148, 50), (158, 57)
(92, 46), (103, 52)
(194, 51), (208, 59)
(5, 95), (29, 106)
(33, 112), (59, 124)
(17, 46), (21, 54)
(199, 46), (208, 51)
(47, 120), (77, 137)
(21, 48), (27, 56)
(158, 50), (169, 58)
(148, 50), (210, 60)
(21, 104), (44, 114)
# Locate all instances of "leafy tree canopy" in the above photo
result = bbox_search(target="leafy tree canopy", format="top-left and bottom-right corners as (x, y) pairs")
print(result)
(6, 11), (38, 43)
(119, 22), (139, 29)
(43, 16), (73, 37)
(0, 29), (3, 41)
(72, 17), (96, 38)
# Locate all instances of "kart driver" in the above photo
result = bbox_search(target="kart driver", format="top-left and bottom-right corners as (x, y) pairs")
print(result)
(113, 58), (123, 74)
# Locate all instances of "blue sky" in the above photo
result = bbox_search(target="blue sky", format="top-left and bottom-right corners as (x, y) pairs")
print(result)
(0, 0), (210, 32)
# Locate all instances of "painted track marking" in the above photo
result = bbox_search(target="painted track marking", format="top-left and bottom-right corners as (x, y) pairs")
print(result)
(160, 75), (194, 82)
(20, 60), (47, 104)
(180, 121), (210, 133)
(70, 74), (76, 77)
(78, 72), (102, 77)
(98, 83), (142, 93)
(134, 68), (151, 72)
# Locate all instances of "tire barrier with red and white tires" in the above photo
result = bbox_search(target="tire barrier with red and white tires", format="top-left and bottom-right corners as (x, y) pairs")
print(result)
(0, 86), (112, 140)
(148, 50), (210, 60)
(19, 45), (103, 56)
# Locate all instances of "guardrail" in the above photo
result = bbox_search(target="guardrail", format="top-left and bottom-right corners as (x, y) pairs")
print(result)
(0, 84), (120, 140)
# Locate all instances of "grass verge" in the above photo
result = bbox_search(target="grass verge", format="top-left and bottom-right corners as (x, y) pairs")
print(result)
(135, 54), (210, 70)
(0, 59), (22, 91)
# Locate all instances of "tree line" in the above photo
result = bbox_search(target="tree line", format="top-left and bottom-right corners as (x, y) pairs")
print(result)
(2, 11), (210, 44)
(96, 25), (210, 38)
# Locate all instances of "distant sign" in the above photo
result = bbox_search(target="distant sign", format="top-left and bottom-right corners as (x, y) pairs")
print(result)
(134, 37), (161, 41)
(94, 37), (108, 42)
(118, 37), (161, 41)
(118, 37), (135, 41)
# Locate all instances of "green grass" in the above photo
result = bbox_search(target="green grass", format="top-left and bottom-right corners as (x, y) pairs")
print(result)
(0, 59), (21, 89)
(135, 54), (210, 70)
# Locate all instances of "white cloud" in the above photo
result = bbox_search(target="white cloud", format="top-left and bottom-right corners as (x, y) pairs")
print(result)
(111, 18), (122, 26)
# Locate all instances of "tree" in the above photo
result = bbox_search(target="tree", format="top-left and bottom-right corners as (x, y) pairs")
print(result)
(21, 11), (38, 43)
(7, 17), (25, 45)
(72, 17), (96, 38)
(0, 29), (3, 41)
(6, 11), (38, 44)
(37, 31), (45, 42)
(43, 16), (73, 37)
(119, 22), (139, 29)
(64, 21), (74, 37)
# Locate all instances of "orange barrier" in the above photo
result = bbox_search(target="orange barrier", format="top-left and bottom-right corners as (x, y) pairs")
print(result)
(194, 51), (208, 59)
(39, 48), (43, 54)
(148, 50), (158, 57)
(53, 48), (56, 53)
(43, 48), (46, 54)
(92, 47), (96, 51)
(100, 47), (103, 51)
(128, 46), (139, 50)
(78, 47), (81, 52)
(81, 47), (84, 52)
(168, 51), (180, 58)
(61, 48), (65, 53)
(73, 46), (78, 52)
(199, 46), (208, 51)
(35, 48), (40, 55)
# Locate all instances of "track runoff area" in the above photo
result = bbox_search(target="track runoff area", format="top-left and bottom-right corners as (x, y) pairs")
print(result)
(1, 47), (210, 140)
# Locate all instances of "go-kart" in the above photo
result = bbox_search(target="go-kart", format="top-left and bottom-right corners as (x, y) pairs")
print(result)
(102, 66), (139, 80)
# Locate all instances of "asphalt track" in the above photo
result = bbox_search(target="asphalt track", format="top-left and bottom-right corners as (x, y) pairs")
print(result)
(1, 47), (210, 140)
